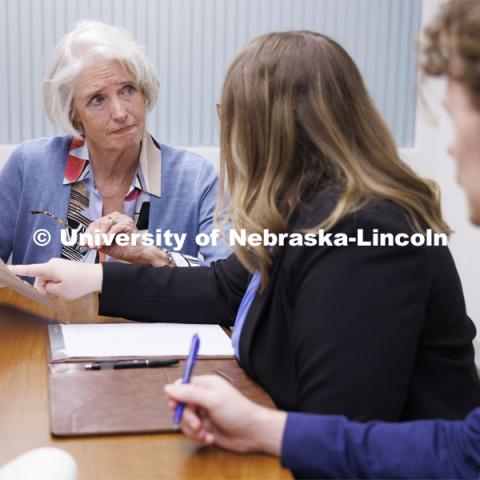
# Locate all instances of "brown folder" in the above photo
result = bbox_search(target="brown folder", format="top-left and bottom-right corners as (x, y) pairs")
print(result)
(48, 358), (274, 437)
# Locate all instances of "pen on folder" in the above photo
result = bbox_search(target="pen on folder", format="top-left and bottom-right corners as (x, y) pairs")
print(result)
(84, 359), (180, 370)
(173, 333), (200, 429)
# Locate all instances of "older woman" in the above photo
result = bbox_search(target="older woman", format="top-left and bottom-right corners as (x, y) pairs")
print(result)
(12, 31), (480, 427)
(0, 20), (230, 268)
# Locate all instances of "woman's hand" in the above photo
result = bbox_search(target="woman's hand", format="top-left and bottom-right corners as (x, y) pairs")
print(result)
(8, 259), (103, 301)
(84, 212), (174, 267)
(164, 375), (287, 455)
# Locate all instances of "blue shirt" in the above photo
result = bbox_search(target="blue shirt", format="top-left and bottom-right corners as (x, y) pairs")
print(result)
(281, 407), (480, 478)
(231, 271), (261, 359)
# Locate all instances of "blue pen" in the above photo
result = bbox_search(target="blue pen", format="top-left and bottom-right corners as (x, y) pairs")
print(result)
(173, 333), (200, 428)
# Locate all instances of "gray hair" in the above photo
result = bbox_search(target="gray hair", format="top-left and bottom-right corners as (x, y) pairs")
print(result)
(43, 20), (159, 138)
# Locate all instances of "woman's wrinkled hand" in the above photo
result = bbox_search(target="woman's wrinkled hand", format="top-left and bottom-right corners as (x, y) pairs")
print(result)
(83, 212), (172, 266)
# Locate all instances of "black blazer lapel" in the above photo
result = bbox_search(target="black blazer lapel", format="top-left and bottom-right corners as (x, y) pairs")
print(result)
(238, 250), (285, 378)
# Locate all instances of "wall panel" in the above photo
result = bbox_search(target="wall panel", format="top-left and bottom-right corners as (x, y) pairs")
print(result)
(0, 0), (421, 146)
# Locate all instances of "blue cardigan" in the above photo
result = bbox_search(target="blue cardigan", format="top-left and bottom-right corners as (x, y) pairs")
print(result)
(0, 136), (231, 266)
(282, 408), (480, 478)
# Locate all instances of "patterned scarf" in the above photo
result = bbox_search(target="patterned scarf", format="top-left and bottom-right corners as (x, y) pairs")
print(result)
(61, 134), (161, 263)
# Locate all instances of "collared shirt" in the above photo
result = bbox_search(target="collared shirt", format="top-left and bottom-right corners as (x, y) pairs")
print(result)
(231, 271), (261, 359)
(62, 133), (198, 266)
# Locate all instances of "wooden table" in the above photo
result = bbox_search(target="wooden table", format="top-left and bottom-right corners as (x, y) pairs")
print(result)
(0, 288), (291, 480)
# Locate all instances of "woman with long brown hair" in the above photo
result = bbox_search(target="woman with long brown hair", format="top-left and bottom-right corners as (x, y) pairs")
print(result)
(162, 3), (480, 478)
(11, 31), (480, 424)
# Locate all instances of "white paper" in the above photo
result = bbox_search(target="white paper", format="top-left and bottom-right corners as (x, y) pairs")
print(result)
(59, 323), (234, 358)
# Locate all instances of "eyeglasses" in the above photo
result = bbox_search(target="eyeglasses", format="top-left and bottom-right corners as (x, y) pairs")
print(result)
(31, 210), (66, 226)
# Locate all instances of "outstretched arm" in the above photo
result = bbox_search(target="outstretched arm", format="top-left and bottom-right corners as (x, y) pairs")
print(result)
(9, 253), (249, 326)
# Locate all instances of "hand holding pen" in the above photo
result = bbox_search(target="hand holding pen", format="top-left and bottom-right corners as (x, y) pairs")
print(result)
(173, 333), (200, 428)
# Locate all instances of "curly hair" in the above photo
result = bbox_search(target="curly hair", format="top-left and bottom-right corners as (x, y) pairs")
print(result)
(422, 0), (480, 108)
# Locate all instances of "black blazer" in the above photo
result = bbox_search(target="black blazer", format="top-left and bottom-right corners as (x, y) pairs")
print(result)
(100, 193), (480, 421)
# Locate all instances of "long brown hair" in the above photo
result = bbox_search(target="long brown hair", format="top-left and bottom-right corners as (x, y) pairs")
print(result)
(218, 31), (449, 288)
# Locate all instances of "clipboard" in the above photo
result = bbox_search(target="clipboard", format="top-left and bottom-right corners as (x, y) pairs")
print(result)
(46, 323), (274, 436)
(48, 358), (274, 436)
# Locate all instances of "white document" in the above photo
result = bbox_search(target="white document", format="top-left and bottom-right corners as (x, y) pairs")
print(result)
(50, 323), (234, 359)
